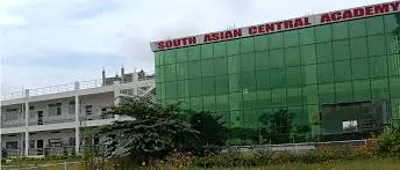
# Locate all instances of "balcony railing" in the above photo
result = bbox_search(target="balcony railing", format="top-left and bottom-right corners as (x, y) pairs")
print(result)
(1, 119), (24, 128)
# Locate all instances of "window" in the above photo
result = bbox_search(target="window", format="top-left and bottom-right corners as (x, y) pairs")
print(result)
(29, 140), (35, 148)
(48, 139), (62, 147)
(6, 141), (18, 149)
(69, 138), (75, 146)
(85, 105), (92, 115)
(5, 108), (19, 120)
(315, 25), (332, 43)
(343, 120), (358, 132)
(349, 19), (366, 38)
(334, 60), (351, 81)
(69, 101), (75, 115)
(48, 103), (62, 116)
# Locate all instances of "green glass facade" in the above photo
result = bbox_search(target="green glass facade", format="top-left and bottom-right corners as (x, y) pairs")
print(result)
(155, 13), (400, 145)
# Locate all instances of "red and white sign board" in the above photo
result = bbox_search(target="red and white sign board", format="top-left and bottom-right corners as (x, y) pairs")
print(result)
(150, 1), (400, 52)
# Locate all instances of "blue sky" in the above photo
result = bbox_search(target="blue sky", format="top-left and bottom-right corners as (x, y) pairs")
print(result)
(0, 0), (392, 94)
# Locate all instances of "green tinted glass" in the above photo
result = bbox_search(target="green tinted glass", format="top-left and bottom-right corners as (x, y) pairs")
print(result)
(302, 65), (317, 85)
(165, 50), (177, 65)
(366, 16), (384, 35)
(315, 25), (332, 43)
(187, 46), (200, 61)
(242, 72), (257, 92)
(202, 77), (215, 95)
(286, 66), (302, 88)
(285, 46), (301, 66)
(332, 39), (350, 61)
(227, 39), (240, 56)
(350, 37), (368, 59)
(284, 30), (299, 47)
(214, 42), (227, 57)
(255, 51), (270, 70)
(201, 59), (215, 77)
(352, 80), (371, 101)
(316, 42), (333, 63)
(254, 35), (269, 51)
(176, 48), (188, 63)
(270, 49), (285, 68)
(215, 75), (229, 94)
(241, 53), (255, 72)
(317, 63), (334, 83)
(300, 44), (316, 65)
(271, 68), (286, 89)
(214, 57), (228, 75)
(269, 33), (284, 49)
(335, 82), (352, 102)
(368, 34), (386, 57)
(189, 78), (202, 96)
(299, 27), (315, 45)
(349, 19), (366, 38)
(201, 44), (213, 59)
(256, 70), (271, 90)
(241, 37), (255, 53)
(351, 58), (369, 80)
(228, 55), (241, 74)
(332, 22), (349, 40)
(318, 83), (335, 104)
(369, 55), (387, 78)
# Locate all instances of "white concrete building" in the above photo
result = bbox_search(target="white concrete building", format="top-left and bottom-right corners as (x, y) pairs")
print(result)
(0, 68), (155, 156)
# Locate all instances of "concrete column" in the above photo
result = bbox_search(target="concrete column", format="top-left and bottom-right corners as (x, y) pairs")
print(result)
(114, 80), (121, 121)
(24, 89), (29, 156)
(74, 82), (80, 154)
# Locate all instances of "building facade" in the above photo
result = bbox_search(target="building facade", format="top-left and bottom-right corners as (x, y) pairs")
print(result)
(151, 1), (400, 145)
(1, 69), (155, 156)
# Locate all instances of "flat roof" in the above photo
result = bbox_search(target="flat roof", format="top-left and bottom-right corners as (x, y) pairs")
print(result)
(150, 0), (400, 52)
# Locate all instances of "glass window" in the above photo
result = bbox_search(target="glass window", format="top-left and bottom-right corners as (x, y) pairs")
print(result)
(315, 25), (332, 43)
(229, 74), (242, 92)
(155, 52), (164, 66)
(164, 64), (177, 81)
(335, 82), (352, 102)
(303, 85), (318, 104)
(271, 89), (287, 106)
(201, 44), (213, 59)
(214, 42), (227, 57)
(187, 46), (200, 61)
(202, 77), (215, 96)
(385, 34), (400, 54)
(285, 46), (301, 66)
(216, 94), (230, 111)
(242, 72), (257, 92)
(270, 49), (285, 68)
(228, 55), (241, 74)
(368, 34), (386, 57)
(165, 50), (177, 65)
(243, 109), (259, 129)
(215, 75), (229, 94)
(388, 54), (400, 76)
(350, 37), (368, 59)
(334, 60), (351, 81)
(203, 95), (216, 112)
(384, 14), (399, 33)
(156, 82), (165, 100)
(352, 80), (371, 101)
(271, 68), (286, 89)
(176, 62), (189, 80)
(189, 78), (202, 97)
(299, 27), (315, 45)
(256, 70), (271, 90)
(284, 30), (299, 47)
(316, 42), (333, 63)
(351, 58), (369, 80)
(318, 83), (335, 104)
(302, 64), (317, 85)
(287, 88), (302, 105)
(269, 33), (284, 49)
(189, 60), (201, 78)
(214, 57), (228, 76)
(241, 53), (255, 72)
(243, 92), (257, 110)
(255, 51), (270, 70)
(241, 37), (254, 53)
(257, 91), (272, 109)
(366, 16), (384, 35)
(165, 81), (177, 99)
(317, 63), (334, 83)
(156, 66), (164, 82)
(254, 35), (269, 51)
(229, 92), (243, 111)
(332, 22), (349, 40)
(286, 66), (302, 88)
(201, 59), (215, 77)
(349, 19), (366, 38)
(190, 97), (203, 111)
(177, 80), (189, 98)
(390, 77), (400, 98)
(300, 44), (316, 65)
(176, 48), (188, 63)
(371, 79), (389, 99)
(332, 39), (350, 61)
(227, 39), (240, 56)
(369, 55), (388, 78)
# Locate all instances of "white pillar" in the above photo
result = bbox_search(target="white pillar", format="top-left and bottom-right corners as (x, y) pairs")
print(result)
(24, 89), (29, 156)
(114, 80), (121, 121)
(74, 82), (80, 154)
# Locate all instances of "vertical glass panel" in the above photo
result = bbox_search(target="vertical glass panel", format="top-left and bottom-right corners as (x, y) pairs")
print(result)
(286, 66), (302, 88)
(350, 37), (368, 59)
(229, 74), (242, 92)
(317, 63), (334, 83)
(332, 39), (350, 61)
(165, 50), (177, 65)
(352, 80), (371, 101)
(190, 97), (203, 111)
(287, 88), (302, 105)
(242, 72), (257, 92)
(243, 92), (257, 110)
(254, 35), (269, 51)
(351, 58), (369, 80)
(270, 49), (285, 68)
(332, 22), (349, 40)
(316, 42), (333, 63)
(189, 78), (202, 97)
(390, 77), (400, 98)
(384, 14), (399, 33)
(156, 82), (165, 100)
(271, 89), (286, 106)
(270, 68), (286, 89)
(241, 37), (254, 53)
(228, 55), (241, 74)
(187, 46), (200, 61)
(156, 65), (164, 82)
(349, 19), (366, 38)
(229, 92), (243, 111)
(230, 110), (243, 128)
(257, 91), (272, 109)
(256, 70), (271, 90)
(269, 33), (284, 49)
(214, 57), (228, 76)
(216, 94), (230, 111)
(302, 64), (317, 85)
(366, 16), (384, 35)
(318, 83), (335, 104)
(189, 60), (201, 78)
(391, 98), (400, 121)
(285, 46), (301, 66)
(164, 64), (177, 81)
(202, 77), (215, 96)
(201, 59), (215, 77)
(203, 95), (216, 112)
(385, 34), (400, 54)
(227, 39), (240, 56)
(176, 62), (189, 80)
(388, 54), (400, 76)
(300, 44), (316, 65)
(369, 55), (388, 78)
(335, 82), (353, 102)
(299, 27), (315, 45)
(334, 60), (351, 82)
(241, 53), (256, 72)
(215, 75), (229, 94)
(165, 81), (177, 99)
(284, 30), (299, 47)
(256, 51), (270, 70)
(214, 42), (227, 57)
(177, 80), (189, 98)
(315, 25), (332, 43)
(243, 110), (259, 129)
(303, 84), (318, 104)
(155, 52), (164, 66)
(201, 44), (213, 59)
(371, 79), (389, 99)
(176, 48), (188, 63)
(368, 34), (386, 57)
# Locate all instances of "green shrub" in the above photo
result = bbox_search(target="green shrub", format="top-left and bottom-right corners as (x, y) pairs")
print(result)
(374, 129), (400, 157)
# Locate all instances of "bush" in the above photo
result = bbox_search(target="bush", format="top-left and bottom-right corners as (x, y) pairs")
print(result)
(2, 148), (8, 158)
(374, 129), (400, 157)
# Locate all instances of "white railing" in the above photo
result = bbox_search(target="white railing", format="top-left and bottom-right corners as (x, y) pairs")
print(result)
(1, 119), (25, 128)
(30, 83), (75, 97)
(1, 90), (24, 100)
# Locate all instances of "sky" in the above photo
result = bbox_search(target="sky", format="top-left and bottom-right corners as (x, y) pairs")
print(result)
(0, 0), (393, 94)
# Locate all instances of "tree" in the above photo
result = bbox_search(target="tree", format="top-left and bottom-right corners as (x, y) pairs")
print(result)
(98, 96), (197, 165)
(258, 109), (294, 144)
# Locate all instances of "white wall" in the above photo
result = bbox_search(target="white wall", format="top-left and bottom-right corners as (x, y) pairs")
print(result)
(1, 129), (76, 148)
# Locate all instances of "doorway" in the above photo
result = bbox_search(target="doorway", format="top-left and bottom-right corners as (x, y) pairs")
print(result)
(36, 140), (44, 155)
(37, 111), (43, 125)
